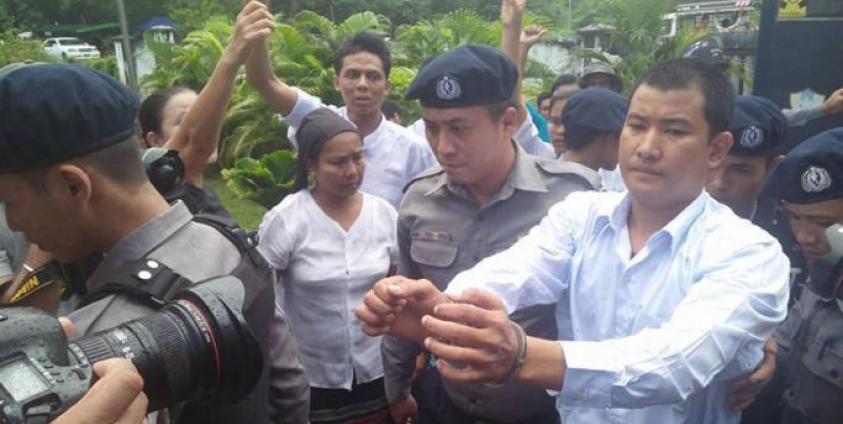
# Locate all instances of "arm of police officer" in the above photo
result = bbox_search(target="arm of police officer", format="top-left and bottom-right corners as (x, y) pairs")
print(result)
(424, 242), (789, 409)
(52, 318), (148, 424)
(242, 0), (300, 116)
(784, 87), (843, 127)
(164, 0), (275, 187)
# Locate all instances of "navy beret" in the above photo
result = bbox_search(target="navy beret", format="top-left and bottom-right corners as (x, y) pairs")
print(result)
(0, 63), (140, 174)
(561, 88), (628, 149)
(729, 96), (787, 156)
(762, 128), (843, 204)
(406, 45), (517, 108)
(683, 40), (728, 67)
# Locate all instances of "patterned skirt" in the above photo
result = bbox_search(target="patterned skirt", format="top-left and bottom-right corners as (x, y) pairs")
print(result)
(310, 377), (391, 424)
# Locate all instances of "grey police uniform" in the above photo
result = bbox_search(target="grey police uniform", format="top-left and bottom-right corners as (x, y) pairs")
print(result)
(382, 144), (600, 423)
(757, 128), (843, 424)
(68, 202), (311, 424)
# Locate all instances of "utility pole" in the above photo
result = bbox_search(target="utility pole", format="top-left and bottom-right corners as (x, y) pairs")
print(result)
(116, 0), (138, 91)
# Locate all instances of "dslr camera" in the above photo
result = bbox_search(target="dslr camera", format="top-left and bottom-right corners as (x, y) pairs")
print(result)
(0, 275), (263, 423)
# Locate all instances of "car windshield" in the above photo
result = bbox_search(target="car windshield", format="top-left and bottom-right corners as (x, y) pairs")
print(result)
(58, 38), (83, 45)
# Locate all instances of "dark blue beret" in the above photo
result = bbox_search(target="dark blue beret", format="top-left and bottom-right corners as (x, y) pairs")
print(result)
(561, 88), (628, 149)
(729, 96), (787, 156)
(683, 40), (728, 67)
(406, 45), (517, 108)
(0, 63), (140, 174)
(762, 128), (843, 204)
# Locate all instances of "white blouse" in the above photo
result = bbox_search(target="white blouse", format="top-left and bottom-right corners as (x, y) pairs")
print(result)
(257, 190), (398, 390)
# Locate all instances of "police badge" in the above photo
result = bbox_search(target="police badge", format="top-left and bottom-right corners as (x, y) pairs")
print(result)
(435, 75), (461, 101)
(740, 126), (764, 149)
(801, 166), (832, 193)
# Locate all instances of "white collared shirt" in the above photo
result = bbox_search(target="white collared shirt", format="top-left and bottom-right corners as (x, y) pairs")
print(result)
(284, 89), (436, 208)
(447, 190), (790, 423)
(257, 190), (398, 390)
(598, 166), (627, 192)
(408, 113), (556, 159)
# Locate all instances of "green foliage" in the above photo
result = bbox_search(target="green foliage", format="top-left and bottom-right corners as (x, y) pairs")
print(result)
(221, 150), (298, 209)
(0, 30), (53, 67)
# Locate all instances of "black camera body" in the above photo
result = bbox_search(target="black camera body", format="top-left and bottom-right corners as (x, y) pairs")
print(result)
(0, 275), (264, 424)
(0, 308), (93, 423)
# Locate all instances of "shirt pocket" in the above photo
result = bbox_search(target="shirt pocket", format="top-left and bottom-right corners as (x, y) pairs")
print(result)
(801, 314), (843, 389)
(410, 232), (458, 268)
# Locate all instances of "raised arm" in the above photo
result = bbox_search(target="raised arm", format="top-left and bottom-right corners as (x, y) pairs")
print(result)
(500, 0), (528, 122)
(242, 0), (300, 116)
(164, 0), (275, 187)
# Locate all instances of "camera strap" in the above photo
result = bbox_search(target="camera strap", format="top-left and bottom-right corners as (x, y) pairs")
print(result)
(78, 214), (263, 309)
(79, 259), (193, 308)
(2, 260), (65, 305)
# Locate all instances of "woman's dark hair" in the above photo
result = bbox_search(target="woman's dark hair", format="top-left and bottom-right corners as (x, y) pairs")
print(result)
(292, 139), (328, 193)
(138, 87), (193, 137)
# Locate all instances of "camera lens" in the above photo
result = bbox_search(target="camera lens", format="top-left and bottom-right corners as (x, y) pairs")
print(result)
(68, 288), (263, 411)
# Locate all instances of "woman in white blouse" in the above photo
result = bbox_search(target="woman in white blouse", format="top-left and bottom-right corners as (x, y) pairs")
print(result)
(257, 108), (397, 424)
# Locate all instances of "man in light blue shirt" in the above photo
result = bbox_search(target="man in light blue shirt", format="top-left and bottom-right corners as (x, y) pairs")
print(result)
(356, 59), (791, 423)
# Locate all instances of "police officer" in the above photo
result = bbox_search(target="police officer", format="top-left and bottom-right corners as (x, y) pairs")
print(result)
(0, 63), (309, 423)
(758, 128), (843, 424)
(381, 44), (600, 424)
(707, 96), (808, 290)
(559, 87), (628, 190)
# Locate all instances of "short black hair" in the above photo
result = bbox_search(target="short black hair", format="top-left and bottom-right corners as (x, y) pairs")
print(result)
(21, 137), (147, 190)
(382, 100), (403, 120)
(334, 31), (391, 78)
(138, 87), (193, 137)
(548, 89), (580, 112)
(485, 98), (519, 121)
(551, 74), (578, 94)
(630, 59), (735, 138)
(537, 92), (551, 106)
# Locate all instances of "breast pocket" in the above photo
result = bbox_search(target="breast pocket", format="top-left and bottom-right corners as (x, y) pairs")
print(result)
(791, 310), (843, 424)
(410, 236), (458, 268)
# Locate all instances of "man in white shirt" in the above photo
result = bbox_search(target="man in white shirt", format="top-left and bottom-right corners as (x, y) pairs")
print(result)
(356, 59), (791, 423)
(244, 5), (434, 207)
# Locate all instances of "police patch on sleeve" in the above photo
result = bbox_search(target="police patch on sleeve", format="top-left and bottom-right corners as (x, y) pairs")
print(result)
(801, 166), (832, 193)
(435, 75), (462, 101)
(740, 126), (764, 149)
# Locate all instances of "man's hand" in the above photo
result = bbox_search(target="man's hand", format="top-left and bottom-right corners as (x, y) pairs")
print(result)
(226, 1), (276, 66)
(520, 25), (546, 48)
(421, 289), (518, 384)
(727, 338), (778, 411)
(52, 359), (148, 424)
(389, 395), (418, 424)
(822, 87), (843, 116)
(355, 277), (448, 341)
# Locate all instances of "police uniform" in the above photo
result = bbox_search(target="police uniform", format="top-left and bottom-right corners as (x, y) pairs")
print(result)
(561, 87), (628, 192)
(759, 128), (843, 424)
(382, 45), (601, 424)
(0, 63), (310, 424)
(727, 96), (808, 294)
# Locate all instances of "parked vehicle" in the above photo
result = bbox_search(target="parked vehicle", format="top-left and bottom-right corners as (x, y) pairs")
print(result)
(42, 37), (101, 60)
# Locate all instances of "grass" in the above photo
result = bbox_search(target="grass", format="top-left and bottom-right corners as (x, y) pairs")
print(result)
(206, 174), (267, 232)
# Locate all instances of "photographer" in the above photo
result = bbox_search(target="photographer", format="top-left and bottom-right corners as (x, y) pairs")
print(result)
(0, 59), (307, 424)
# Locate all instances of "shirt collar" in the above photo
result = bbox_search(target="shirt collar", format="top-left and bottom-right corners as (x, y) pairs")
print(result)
(598, 190), (710, 254)
(425, 142), (549, 200)
(86, 202), (193, 291)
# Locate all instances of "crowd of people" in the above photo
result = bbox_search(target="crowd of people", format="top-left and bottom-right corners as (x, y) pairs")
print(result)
(1, 0), (843, 423)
